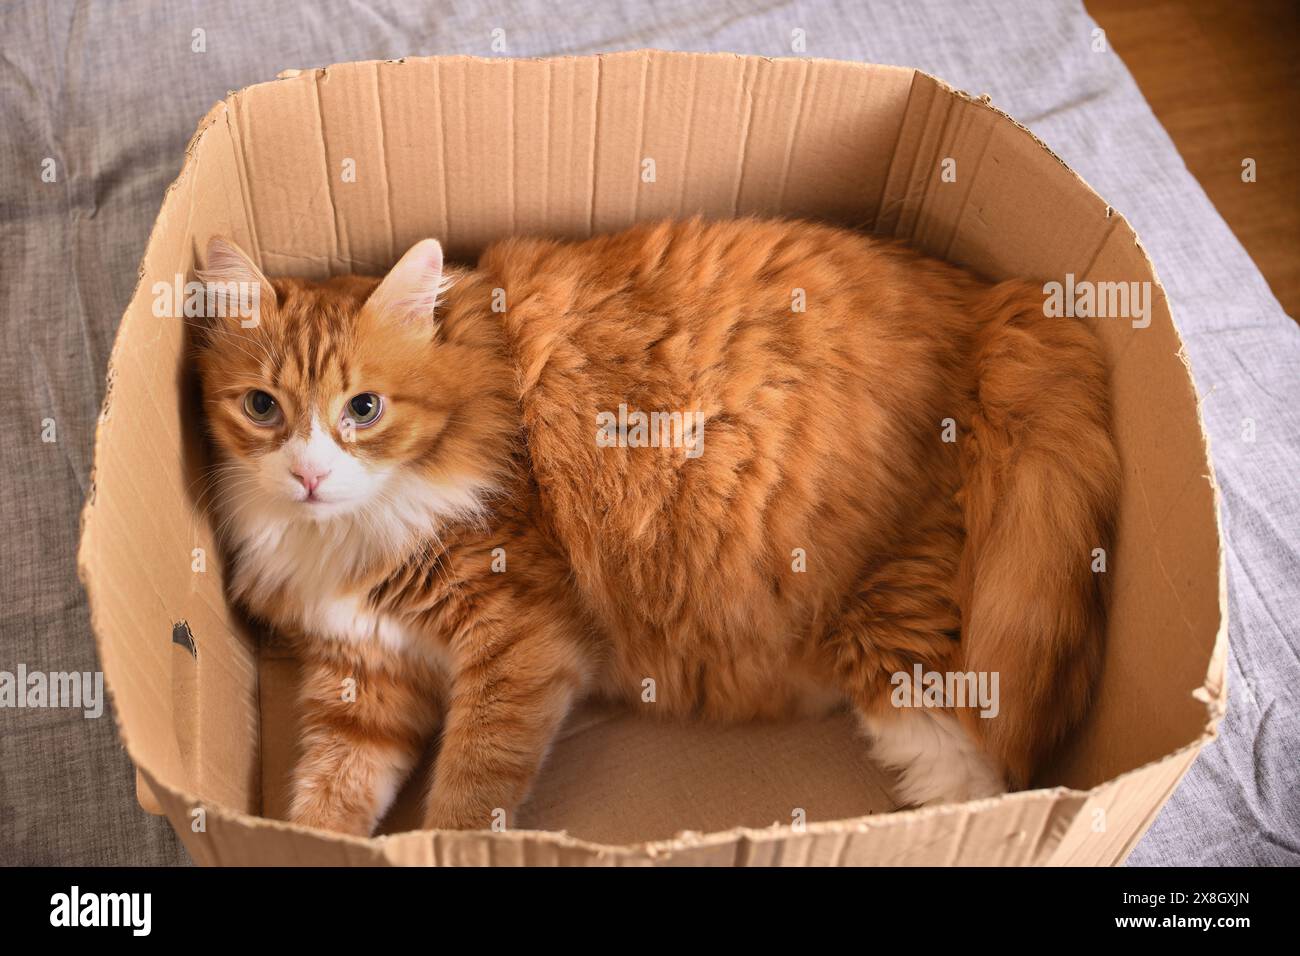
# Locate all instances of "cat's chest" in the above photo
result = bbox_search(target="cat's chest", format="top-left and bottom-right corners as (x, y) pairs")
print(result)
(272, 577), (449, 672)
(231, 521), (443, 669)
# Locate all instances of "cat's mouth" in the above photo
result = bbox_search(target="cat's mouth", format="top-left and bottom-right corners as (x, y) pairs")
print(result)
(301, 493), (344, 507)
(292, 490), (357, 518)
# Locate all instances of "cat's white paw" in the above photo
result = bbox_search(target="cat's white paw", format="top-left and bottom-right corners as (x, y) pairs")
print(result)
(861, 709), (1007, 808)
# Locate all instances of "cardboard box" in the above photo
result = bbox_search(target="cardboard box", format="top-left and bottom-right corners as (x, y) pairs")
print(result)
(78, 50), (1225, 866)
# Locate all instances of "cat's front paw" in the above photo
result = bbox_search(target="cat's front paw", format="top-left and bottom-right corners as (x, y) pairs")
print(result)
(422, 793), (505, 832)
(288, 788), (376, 837)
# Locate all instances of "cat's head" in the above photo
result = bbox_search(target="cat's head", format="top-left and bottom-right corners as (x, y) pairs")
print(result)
(193, 237), (512, 544)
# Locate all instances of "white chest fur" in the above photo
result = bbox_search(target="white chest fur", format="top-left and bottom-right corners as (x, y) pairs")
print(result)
(300, 594), (413, 656)
(216, 465), (488, 674)
(227, 509), (446, 668)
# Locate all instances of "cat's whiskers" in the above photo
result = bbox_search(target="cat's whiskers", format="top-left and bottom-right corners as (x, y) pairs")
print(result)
(190, 462), (258, 533)
(194, 476), (260, 545)
(188, 460), (253, 521)
(211, 480), (275, 546)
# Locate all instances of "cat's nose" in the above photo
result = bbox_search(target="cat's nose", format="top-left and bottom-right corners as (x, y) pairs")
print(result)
(291, 465), (331, 494)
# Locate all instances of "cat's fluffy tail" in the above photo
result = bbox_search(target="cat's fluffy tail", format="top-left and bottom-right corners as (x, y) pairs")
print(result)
(956, 281), (1121, 788)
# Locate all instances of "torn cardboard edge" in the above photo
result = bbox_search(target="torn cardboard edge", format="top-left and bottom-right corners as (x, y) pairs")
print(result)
(131, 734), (1213, 865)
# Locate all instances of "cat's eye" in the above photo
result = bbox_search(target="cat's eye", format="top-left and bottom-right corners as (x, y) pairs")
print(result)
(241, 389), (281, 426)
(344, 392), (383, 428)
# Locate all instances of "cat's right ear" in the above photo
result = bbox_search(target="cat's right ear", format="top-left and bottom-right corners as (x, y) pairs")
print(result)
(364, 239), (449, 327)
(195, 237), (277, 326)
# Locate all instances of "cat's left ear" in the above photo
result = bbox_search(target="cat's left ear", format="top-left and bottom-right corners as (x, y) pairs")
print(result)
(366, 239), (448, 326)
(196, 237), (278, 318)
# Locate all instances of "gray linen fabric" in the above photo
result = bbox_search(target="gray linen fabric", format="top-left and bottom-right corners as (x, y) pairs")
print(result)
(0, 0), (1295, 866)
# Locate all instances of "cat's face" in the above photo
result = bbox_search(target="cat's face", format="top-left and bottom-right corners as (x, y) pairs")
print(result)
(194, 238), (497, 533)
(203, 318), (399, 522)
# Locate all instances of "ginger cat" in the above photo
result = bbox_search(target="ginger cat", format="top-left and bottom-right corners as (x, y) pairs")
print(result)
(194, 217), (1119, 835)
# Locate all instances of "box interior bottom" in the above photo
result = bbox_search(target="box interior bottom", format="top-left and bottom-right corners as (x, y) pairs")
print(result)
(257, 650), (898, 844)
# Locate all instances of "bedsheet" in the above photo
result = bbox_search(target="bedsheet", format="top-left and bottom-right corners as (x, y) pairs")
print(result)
(1, 0), (1296, 865)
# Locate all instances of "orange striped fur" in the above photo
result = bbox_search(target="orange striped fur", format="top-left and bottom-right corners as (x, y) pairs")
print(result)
(194, 217), (1119, 833)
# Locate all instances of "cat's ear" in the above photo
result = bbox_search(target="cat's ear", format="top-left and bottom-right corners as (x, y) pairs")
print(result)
(196, 237), (277, 322)
(366, 239), (448, 326)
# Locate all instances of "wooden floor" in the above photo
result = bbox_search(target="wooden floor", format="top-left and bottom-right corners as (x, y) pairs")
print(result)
(1087, 0), (1300, 321)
